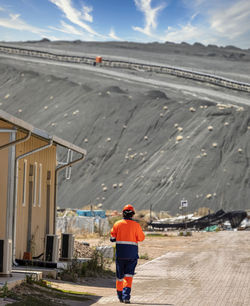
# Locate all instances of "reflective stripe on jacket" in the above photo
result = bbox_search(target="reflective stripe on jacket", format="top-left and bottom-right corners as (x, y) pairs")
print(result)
(111, 219), (145, 259)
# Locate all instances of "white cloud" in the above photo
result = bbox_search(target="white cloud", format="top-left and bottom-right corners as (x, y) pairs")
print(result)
(0, 7), (5, 11)
(49, 0), (102, 37)
(133, 0), (166, 36)
(210, 0), (250, 39)
(161, 0), (250, 48)
(0, 13), (47, 36)
(164, 23), (216, 45)
(109, 28), (122, 41)
(49, 20), (84, 35)
(82, 4), (93, 23)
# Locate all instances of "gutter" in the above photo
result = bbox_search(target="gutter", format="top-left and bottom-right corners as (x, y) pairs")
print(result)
(13, 139), (53, 264)
(0, 129), (31, 150)
(53, 149), (86, 234)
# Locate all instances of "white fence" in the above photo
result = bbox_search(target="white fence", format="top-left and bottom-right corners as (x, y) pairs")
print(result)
(56, 216), (110, 235)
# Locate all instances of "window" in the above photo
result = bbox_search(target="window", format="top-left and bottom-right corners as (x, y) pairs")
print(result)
(38, 163), (42, 207)
(33, 162), (37, 207)
(22, 159), (27, 207)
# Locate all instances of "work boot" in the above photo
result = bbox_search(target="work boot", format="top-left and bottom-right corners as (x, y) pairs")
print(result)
(117, 290), (123, 303)
(124, 300), (130, 304)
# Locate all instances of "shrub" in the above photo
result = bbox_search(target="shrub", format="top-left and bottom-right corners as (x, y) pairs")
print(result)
(0, 282), (9, 298)
(139, 253), (149, 260)
(81, 249), (113, 277)
(60, 249), (114, 281)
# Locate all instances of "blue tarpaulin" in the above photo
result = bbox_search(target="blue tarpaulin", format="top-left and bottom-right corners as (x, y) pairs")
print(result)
(76, 210), (106, 218)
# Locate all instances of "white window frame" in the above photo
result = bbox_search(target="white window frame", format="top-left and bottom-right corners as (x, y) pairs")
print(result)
(38, 163), (42, 207)
(33, 162), (37, 207)
(22, 159), (27, 207)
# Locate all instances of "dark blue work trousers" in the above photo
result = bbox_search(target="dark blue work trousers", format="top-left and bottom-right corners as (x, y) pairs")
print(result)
(116, 258), (138, 301)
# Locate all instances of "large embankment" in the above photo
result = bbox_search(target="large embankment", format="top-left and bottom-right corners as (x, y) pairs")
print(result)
(0, 41), (249, 214)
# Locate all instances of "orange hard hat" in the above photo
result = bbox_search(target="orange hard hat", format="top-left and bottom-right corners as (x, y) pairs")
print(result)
(122, 204), (135, 213)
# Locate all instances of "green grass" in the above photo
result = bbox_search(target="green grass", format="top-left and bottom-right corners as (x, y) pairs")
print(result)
(139, 253), (149, 260)
(44, 281), (96, 297)
(7, 281), (93, 305)
(34, 282), (93, 301)
(9, 295), (62, 306)
(0, 282), (9, 298)
(146, 233), (166, 237)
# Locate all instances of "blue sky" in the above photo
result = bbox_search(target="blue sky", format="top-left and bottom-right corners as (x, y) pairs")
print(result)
(0, 0), (249, 48)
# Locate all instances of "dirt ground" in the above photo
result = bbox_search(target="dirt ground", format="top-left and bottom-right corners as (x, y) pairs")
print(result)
(75, 231), (195, 269)
(48, 230), (250, 306)
(48, 231), (215, 302)
(1, 231), (183, 306)
(2, 230), (250, 305)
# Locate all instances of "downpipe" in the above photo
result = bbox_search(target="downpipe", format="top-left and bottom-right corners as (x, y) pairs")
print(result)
(53, 151), (86, 234)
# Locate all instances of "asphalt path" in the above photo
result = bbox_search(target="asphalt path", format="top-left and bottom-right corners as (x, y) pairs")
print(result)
(1, 54), (249, 107)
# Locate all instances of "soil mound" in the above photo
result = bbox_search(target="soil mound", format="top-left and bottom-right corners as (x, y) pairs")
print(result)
(0, 43), (249, 214)
(146, 90), (168, 100)
(103, 86), (126, 94)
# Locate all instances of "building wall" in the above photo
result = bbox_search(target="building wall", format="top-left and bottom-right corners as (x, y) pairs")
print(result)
(0, 121), (12, 240)
(15, 131), (57, 259)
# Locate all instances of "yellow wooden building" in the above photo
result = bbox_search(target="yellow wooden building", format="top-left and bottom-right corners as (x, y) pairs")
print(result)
(0, 110), (86, 275)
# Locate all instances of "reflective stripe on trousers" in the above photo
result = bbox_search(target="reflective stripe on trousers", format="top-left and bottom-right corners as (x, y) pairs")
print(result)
(116, 259), (137, 301)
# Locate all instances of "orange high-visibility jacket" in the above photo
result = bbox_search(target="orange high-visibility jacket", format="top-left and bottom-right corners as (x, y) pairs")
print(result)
(111, 219), (145, 259)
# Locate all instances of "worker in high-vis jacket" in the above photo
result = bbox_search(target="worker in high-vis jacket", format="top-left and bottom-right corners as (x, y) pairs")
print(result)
(110, 204), (145, 304)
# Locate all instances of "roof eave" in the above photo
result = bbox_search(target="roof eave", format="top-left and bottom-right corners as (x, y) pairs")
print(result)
(0, 109), (86, 155)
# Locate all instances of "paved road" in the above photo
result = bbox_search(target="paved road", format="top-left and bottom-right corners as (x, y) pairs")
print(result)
(95, 231), (250, 305)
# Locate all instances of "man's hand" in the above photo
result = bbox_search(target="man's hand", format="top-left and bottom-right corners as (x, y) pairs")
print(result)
(110, 237), (116, 242)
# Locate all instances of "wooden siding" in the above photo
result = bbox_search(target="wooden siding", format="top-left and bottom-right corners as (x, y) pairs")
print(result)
(15, 131), (57, 259)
